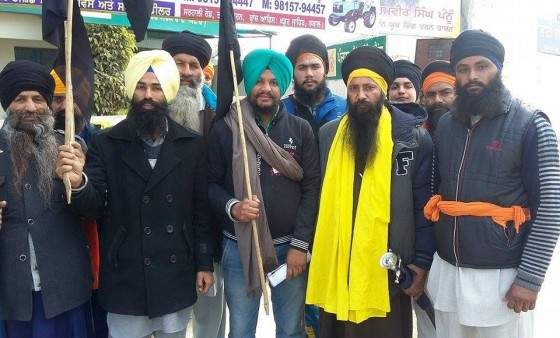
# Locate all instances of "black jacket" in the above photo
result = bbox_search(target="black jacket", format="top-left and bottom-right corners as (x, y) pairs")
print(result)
(207, 102), (321, 251)
(70, 117), (214, 318)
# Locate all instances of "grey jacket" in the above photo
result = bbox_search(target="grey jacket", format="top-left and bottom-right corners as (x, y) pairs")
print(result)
(0, 131), (91, 321)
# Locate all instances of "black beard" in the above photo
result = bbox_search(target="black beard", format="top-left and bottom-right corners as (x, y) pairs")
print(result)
(54, 110), (86, 133)
(425, 107), (447, 137)
(249, 97), (279, 117)
(344, 97), (384, 171)
(293, 77), (327, 106)
(454, 75), (505, 121)
(127, 99), (168, 136)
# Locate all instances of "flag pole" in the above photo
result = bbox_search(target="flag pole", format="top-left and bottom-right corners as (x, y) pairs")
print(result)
(229, 50), (270, 315)
(63, 0), (75, 203)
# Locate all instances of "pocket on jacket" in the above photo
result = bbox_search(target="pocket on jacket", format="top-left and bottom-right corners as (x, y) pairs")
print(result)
(182, 222), (194, 262)
(106, 225), (127, 268)
(51, 178), (66, 203)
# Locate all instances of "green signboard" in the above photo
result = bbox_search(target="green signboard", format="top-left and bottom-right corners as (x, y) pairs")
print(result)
(327, 36), (386, 80)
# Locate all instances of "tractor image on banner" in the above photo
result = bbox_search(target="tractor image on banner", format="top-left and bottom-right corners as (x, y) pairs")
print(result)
(328, 0), (378, 33)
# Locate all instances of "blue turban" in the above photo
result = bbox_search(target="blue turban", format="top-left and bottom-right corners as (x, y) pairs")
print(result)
(242, 49), (293, 97)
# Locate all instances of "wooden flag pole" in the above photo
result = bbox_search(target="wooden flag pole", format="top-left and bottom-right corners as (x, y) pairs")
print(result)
(63, 0), (75, 203)
(229, 50), (270, 315)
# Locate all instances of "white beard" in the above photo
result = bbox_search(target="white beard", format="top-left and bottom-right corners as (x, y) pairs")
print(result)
(168, 84), (203, 134)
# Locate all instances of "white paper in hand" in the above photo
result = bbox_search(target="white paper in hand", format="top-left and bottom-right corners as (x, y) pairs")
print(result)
(267, 251), (311, 287)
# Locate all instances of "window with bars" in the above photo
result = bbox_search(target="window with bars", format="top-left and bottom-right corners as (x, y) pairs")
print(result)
(428, 43), (444, 59)
(14, 47), (57, 70)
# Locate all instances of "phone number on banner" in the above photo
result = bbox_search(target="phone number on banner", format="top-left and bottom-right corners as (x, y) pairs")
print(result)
(269, 0), (326, 15)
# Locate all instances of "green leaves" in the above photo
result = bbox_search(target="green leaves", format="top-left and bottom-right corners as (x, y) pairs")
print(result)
(87, 24), (137, 116)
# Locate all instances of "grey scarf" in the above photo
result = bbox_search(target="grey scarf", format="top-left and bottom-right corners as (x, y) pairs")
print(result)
(225, 98), (303, 296)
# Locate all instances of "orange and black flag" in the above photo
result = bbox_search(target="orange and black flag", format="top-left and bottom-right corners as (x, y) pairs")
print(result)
(42, 0), (94, 122)
(216, 0), (243, 120)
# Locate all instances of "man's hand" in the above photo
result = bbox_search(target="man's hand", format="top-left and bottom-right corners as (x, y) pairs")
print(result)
(504, 283), (538, 313)
(0, 201), (6, 227)
(403, 264), (428, 299)
(197, 271), (215, 294)
(286, 248), (307, 280)
(231, 196), (260, 223)
(55, 141), (85, 189)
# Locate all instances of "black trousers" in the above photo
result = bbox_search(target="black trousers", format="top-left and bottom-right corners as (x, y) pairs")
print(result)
(319, 291), (412, 338)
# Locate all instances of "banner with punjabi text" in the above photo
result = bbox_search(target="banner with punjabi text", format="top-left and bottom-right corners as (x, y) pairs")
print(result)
(1, 0), (461, 37)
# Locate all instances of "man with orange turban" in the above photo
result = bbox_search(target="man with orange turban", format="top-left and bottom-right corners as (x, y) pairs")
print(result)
(203, 63), (214, 88)
(420, 60), (456, 138)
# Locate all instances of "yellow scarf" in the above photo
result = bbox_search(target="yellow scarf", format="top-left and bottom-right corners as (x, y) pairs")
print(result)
(306, 110), (393, 323)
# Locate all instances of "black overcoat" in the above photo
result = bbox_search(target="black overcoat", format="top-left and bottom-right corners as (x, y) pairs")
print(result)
(70, 117), (214, 318)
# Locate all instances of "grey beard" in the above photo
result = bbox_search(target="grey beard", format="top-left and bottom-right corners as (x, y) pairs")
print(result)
(3, 112), (58, 206)
(168, 84), (204, 134)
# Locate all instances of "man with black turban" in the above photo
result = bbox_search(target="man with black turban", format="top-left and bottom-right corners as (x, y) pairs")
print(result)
(162, 30), (223, 338)
(389, 59), (422, 103)
(283, 34), (346, 144)
(207, 49), (320, 337)
(57, 50), (215, 338)
(162, 30), (217, 138)
(420, 60), (456, 138)
(306, 46), (435, 338)
(0, 60), (93, 336)
(425, 29), (560, 338)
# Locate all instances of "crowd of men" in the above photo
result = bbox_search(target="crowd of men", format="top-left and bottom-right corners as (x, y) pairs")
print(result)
(0, 28), (558, 338)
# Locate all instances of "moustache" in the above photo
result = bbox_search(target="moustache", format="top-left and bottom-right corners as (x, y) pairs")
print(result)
(463, 81), (485, 90)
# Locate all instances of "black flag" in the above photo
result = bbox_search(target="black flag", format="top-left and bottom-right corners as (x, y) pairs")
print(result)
(216, 0), (243, 120)
(42, 0), (94, 123)
(123, 0), (154, 42)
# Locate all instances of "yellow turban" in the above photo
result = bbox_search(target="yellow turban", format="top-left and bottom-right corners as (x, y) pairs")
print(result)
(125, 50), (179, 102)
(203, 63), (214, 80)
(50, 70), (66, 95)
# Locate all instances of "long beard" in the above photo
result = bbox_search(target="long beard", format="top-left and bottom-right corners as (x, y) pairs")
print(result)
(454, 75), (505, 121)
(3, 110), (58, 205)
(168, 85), (203, 134)
(344, 97), (384, 171)
(127, 99), (168, 136)
(293, 76), (327, 106)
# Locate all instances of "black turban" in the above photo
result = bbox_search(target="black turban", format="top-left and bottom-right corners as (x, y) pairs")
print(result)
(162, 30), (212, 68)
(341, 46), (394, 86)
(0, 60), (54, 111)
(450, 30), (505, 70)
(394, 59), (422, 95)
(285, 34), (329, 73)
(421, 60), (454, 83)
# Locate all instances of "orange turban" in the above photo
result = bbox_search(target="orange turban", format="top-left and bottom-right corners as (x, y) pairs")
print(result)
(50, 70), (66, 95)
(203, 63), (214, 81)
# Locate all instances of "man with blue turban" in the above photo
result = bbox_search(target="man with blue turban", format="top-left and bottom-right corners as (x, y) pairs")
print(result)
(56, 50), (216, 338)
(207, 49), (321, 337)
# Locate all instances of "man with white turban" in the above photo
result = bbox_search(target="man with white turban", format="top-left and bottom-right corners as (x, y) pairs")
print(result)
(56, 50), (215, 338)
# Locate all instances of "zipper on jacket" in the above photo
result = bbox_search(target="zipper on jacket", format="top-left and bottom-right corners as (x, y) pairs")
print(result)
(454, 127), (474, 265)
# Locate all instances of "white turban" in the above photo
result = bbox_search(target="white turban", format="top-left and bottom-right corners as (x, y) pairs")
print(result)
(125, 50), (180, 102)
